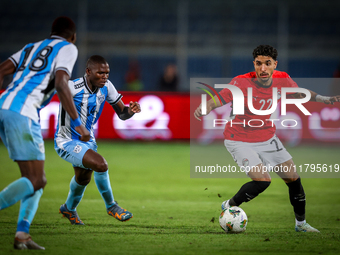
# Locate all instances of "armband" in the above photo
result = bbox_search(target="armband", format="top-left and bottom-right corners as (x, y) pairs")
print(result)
(315, 95), (331, 103)
(119, 107), (134, 120)
(71, 117), (82, 127)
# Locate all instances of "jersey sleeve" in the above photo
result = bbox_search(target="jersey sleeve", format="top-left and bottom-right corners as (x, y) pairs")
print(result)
(9, 46), (25, 69)
(106, 80), (122, 105)
(54, 44), (78, 77)
(287, 75), (298, 88)
(276, 71), (299, 88)
(68, 80), (77, 96)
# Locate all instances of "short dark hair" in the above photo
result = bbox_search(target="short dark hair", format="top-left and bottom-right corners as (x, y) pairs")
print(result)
(86, 55), (108, 69)
(51, 16), (76, 39)
(253, 45), (278, 60)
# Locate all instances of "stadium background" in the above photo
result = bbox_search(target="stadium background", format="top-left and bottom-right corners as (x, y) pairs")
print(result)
(1, 0), (340, 144)
(1, 0), (340, 92)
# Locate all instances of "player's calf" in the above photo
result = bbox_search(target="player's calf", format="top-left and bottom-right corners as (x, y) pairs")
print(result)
(230, 180), (271, 206)
(286, 177), (306, 221)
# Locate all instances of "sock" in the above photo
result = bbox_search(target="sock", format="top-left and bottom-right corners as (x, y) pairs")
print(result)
(231, 181), (271, 206)
(286, 178), (306, 221)
(224, 199), (232, 207)
(296, 219), (306, 226)
(0, 177), (34, 210)
(65, 176), (87, 211)
(17, 188), (43, 233)
(229, 199), (236, 207)
(94, 171), (115, 209)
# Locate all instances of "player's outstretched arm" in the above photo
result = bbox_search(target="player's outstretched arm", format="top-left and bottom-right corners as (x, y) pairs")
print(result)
(55, 70), (90, 141)
(0, 59), (16, 87)
(194, 95), (223, 121)
(112, 100), (141, 120)
(292, 89), (340, 104)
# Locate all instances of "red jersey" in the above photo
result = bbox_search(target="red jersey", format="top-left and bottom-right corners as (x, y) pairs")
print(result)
(219, 70), (298, 143)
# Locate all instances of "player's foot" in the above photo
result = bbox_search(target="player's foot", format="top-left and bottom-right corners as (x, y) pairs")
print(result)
(107, 203), (133, 222)
(14, 236), (45, 250)
(221, 200), (230, 211)
(295, 222), (320, 232)
(59, 204), (84, 225)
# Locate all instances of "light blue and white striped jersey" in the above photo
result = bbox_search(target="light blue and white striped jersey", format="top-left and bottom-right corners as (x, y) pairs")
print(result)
(0, 35), (78, 122)
(55, 76), (122, 146)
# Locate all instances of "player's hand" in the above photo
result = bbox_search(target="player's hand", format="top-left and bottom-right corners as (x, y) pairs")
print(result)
(129, 101), (141, 114)
(327, 95), (340, 104)
(75, 125), (90, 142)
(194, 105), (203, 121)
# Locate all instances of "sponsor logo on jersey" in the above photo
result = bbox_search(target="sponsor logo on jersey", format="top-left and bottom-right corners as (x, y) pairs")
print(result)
(75, 82), (85, 89)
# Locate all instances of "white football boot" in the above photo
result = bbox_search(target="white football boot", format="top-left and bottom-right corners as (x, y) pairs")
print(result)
(221, 200), (230, 211)
(295, 222), (320, 232)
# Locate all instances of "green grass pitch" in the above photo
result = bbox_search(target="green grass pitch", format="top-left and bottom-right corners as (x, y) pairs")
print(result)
(0, 140), (340, 254)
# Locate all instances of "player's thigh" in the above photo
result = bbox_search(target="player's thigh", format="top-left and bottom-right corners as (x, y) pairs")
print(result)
(55, 140), (97, 169)
(224, 139), (262, 176)
(0, 110), (44, 161)
(257, 135), (292, 170)
(82, 149), (108, 172)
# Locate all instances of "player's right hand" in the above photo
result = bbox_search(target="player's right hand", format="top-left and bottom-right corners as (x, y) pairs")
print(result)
(75, 125), (91, 142)
(194, 105), (203, 121)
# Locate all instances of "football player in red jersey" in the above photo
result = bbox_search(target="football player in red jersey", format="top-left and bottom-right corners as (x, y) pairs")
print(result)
(194, 45), (340, 232)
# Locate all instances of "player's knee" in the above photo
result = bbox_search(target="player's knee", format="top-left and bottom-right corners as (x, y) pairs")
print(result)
(284, 177), (299, 183)
(31, 175), (47, 191)
(94, 160), (108, 172)
(77, 176), (91, 186)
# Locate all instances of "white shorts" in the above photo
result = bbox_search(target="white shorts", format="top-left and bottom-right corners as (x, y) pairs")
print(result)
(224, 135), (292, 174)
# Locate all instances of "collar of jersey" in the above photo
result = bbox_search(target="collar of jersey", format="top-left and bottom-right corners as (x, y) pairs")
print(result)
(83, 76), (99, 94)
(253, 78), (273, 88)
(50, 35), (67, 41)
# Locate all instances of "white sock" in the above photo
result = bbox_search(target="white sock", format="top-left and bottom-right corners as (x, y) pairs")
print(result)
(296, 219), (306, 226)
(224, 200), (230, 208)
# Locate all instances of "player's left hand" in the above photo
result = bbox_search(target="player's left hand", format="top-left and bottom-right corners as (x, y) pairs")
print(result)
(327, 96), (340, 104)
(129, 101), (141, 113)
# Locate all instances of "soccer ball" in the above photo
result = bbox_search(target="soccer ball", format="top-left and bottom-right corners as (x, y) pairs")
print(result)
(219, 206), (248, 233)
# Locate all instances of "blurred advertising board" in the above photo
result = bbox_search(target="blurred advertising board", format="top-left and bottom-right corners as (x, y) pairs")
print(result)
(38, 92), (340, 144)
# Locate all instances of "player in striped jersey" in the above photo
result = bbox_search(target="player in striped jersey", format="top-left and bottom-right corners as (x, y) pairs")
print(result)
(0, 17), (90, 250)
(55, 55), (140, 225)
